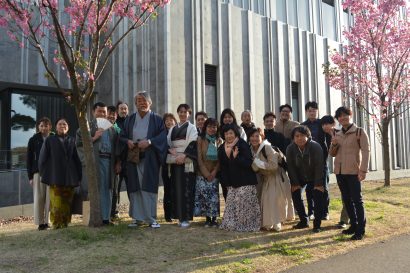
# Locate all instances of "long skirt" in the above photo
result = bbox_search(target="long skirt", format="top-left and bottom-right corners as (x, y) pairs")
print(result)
(49, 185), (75, 229)
(170, 165), (196, 222)
(220, 185), (261, 232)
(194, 176), (220, 218)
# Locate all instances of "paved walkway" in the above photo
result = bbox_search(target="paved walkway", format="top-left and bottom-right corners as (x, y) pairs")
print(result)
(281, 233), (410, 273)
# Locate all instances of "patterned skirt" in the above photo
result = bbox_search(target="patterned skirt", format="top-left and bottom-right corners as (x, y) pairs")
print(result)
(220, 185), (261, 232)
(49, 185), (75, 229)
(194, 176), (220, 218)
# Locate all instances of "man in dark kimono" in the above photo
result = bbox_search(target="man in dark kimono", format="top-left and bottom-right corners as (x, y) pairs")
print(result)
(120, 91), (168, 228)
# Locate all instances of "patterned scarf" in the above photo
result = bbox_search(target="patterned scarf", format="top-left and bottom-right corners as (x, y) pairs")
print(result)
(205, 134), (218, 161)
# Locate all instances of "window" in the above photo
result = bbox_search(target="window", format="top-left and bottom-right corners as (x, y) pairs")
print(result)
(287, 0), (298, 27)
(204, 65), (218, 119)
(291, 82), (300, 121)
(322, 0), (337, 40)
(342, 9), (350, 32)
(276, 0), (287, 23)
(297, 0), (310, 31)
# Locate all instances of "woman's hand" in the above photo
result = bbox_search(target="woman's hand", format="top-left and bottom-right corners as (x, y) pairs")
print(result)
(168, 148), (177, 155)
(291, 185), (301, 193)
(175, 154), (186, 165)
(314, 185), (324, 192)
(232, 146), (239, 158)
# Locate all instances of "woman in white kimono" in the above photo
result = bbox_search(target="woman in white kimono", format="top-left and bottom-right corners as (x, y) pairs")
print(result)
(249, 127), (295, 231)
(167, 104), (198, 228)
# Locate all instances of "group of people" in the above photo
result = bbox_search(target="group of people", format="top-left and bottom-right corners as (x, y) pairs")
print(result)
(27, 91), (370, 240)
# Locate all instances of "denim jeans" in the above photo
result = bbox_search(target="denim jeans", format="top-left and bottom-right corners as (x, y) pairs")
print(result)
(336, 174), (366, 235)
(291, 181), (324, 228)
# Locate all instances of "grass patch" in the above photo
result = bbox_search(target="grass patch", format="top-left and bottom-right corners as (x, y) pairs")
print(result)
(241, 258), (252, 265)
(329, 198), (343, 211)
(1, 178), (410, 273)
(268, 243), (310, 258)
(333, 234), (350, 242)
(236, 241), (258, 250)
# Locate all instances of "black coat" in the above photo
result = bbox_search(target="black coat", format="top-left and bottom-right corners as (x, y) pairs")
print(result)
(264, 129), (287, 154)
(218, 138), (257, 188)
(39, 134), (82, 187)
(26, 132), (46, 180)
(301, 119), (331, 162)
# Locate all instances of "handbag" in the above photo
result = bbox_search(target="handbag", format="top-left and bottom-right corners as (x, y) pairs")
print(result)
(127, 145), (140, 164)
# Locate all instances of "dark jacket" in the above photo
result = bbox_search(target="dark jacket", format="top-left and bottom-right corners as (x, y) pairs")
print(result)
(39, 134), (82, 187)
(286, 139), (324, 187)
(27, 132), (46, 180)
(301, 119), (331, 162)
(218, 138), (257, 188)
(241, 122), (256, 139)
(264, 129), (287, 154)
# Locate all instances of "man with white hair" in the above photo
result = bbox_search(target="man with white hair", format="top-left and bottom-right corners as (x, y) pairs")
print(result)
(120, 91), (168, 228)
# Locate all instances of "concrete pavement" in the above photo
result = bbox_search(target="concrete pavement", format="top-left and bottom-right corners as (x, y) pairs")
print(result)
(281, 233), (410, 273)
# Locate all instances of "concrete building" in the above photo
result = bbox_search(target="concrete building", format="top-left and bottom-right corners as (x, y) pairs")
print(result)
(0, 0), (409, 207)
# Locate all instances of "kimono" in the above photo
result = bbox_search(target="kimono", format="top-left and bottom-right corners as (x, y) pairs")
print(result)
(120, 111), (167, 224)
(167, 121), (198, 222)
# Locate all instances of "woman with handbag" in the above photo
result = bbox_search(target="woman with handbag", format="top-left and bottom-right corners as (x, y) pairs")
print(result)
(248, 127), (294, 231)
(167, 104), (198, 228)
(194, 118), (221, 227)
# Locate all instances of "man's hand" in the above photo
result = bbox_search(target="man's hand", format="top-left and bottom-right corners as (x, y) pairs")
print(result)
(358, 171), (366, 182)
(127, 140), (135, 149)
(138, 140), (150, 149)
(93, 129), (104, 142)
(29, 179), (33, 187)
(115, 161), (122, 174)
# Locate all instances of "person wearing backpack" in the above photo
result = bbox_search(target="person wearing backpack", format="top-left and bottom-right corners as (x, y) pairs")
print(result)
(249, 127), (294, 231)
(329, 106), (370, 240)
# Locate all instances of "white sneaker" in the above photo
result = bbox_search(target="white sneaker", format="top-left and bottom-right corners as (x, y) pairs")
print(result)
(309, 214), (315, 220)
(180, 221), (190, 228)
(128, 222), (138, 228)
(150, 222), (160, 228)
(273, 223), (282, 232)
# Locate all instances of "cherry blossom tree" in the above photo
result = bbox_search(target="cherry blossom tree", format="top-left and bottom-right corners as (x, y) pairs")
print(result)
(0, 0), (171, 226)
(324, 0), (410, 186)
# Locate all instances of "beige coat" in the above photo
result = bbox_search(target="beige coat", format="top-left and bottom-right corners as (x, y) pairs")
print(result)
(197, 136), (220, 177)
(274, 119), (300, 139)
(329, 124), (370, 175)
(251, 141), (295, 229)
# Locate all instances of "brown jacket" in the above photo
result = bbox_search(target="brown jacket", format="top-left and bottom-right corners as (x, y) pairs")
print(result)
(197, 136), (220, 178)
(275, 119), (299, 139)
(329, 124), (370, 175)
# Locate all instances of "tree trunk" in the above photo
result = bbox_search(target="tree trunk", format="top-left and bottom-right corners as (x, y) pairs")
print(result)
(77, 111), (102, 226)
(381, 119), (391, 187)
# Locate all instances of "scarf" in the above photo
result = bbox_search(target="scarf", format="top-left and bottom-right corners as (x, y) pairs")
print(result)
(224, 137), (239, 158)
(205, 134), (218, 161)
